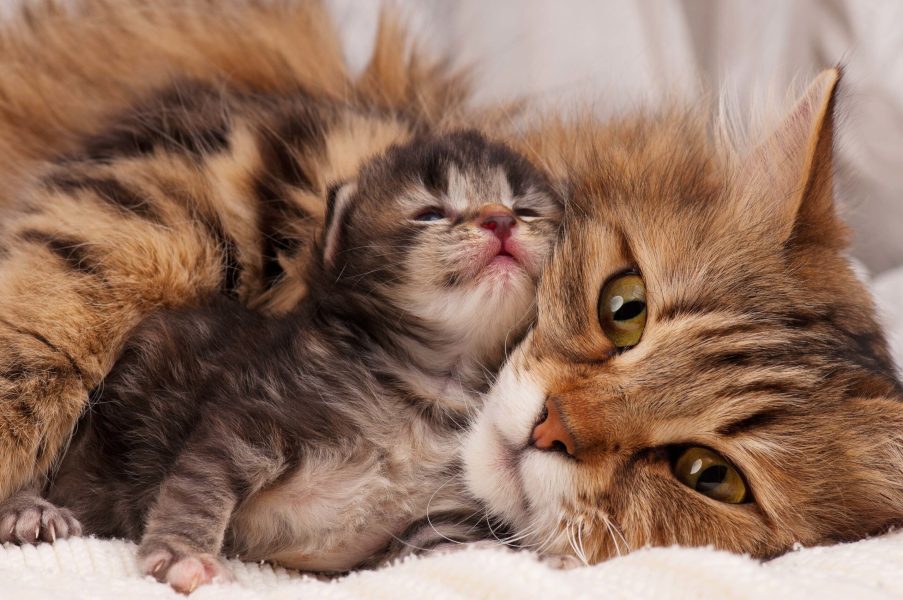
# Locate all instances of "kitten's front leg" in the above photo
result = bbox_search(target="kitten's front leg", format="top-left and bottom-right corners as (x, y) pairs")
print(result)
(139, 458), (238, 593)
(0, 489), (81, 544)
(138, 429), (281, 594)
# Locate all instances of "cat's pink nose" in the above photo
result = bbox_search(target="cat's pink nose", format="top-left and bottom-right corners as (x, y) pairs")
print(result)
(531, 399), (575, 456)
(478, 204), (516, 241)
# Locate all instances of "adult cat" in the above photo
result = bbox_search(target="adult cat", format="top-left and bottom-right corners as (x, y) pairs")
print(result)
(465, 70), (903, 561)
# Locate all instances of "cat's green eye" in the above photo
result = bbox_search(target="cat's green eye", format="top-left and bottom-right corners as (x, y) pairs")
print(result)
(673, 447), (749, 504)
(598, 273), (646, 348)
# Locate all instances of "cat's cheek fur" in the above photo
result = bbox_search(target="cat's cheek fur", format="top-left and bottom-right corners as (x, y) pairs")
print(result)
(463, 346), (555, 526)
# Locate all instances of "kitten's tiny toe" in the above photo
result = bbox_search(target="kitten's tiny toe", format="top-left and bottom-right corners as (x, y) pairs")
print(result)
(165, 555), (232, 594)
(38, 505), (81, 543)
(139, 548), (176, 582)
(140, 545), (233, 594)
(0, 513), (17, 544)
(12, 507), (42, 544)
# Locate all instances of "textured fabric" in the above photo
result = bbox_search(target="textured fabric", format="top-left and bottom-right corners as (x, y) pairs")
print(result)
(3, 529), (903, 599)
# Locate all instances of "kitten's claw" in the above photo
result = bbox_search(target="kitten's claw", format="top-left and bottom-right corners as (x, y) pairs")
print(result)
(139, 541), (234, 594)
(0, 493), (81, 545)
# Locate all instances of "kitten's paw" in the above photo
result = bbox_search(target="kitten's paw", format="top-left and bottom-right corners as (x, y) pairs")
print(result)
(0, 494), (82, 545)
(139, 541), (233, 594)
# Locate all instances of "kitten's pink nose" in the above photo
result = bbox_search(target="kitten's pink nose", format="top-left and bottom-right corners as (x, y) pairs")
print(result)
(531, 399), (575, 456)
(478, 204), (516, 241)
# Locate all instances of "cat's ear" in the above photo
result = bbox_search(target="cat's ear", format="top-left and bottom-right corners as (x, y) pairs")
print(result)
(739, 68), (846, 247)
(323, 181), (357, 268)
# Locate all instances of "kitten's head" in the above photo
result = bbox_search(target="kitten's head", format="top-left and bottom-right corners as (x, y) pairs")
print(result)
(318, 130), (563, 378)
(464, 70), (903, 561)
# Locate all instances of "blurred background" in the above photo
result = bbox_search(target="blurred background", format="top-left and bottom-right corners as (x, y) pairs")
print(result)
(330, 0), (903, 279)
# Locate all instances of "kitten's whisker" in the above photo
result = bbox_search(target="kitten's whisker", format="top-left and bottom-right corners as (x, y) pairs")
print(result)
(424, 475), (466, 547)
(610, 517), (631, 553)
(602, 516), (621, 558)
(483, 512), (537, 547)
(576, 520), (589, 565)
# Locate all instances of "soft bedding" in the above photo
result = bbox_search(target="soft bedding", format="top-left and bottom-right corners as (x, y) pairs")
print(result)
(2, 525), (903, 599)
(2, 268), (902, 598)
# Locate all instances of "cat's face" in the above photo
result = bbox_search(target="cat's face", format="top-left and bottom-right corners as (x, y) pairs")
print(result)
(464, 71), (903, 561)
(323, 130), (562, 369)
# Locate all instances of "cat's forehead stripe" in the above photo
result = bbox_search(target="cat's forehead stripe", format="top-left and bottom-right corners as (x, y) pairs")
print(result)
(445, 164), (515, 211)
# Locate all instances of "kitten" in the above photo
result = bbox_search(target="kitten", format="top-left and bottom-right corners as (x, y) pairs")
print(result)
(464, 69), (903, 563)
(0, 130), (562, 593)
(0, 0), (476, 500)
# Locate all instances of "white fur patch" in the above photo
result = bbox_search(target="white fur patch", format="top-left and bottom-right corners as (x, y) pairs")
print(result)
(462, 347), (574, 533)
(323, 182), (357, 267)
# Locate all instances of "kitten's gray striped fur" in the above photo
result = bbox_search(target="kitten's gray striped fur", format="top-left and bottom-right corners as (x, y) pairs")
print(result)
(1, 130), (562, 592)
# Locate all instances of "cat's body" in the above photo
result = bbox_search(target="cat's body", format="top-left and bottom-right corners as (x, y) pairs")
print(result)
(5, 129), (562, 591)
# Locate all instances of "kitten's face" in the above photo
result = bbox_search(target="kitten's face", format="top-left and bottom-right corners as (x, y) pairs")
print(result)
(324, 130), (562, 369)
(465, 72), (903, 561)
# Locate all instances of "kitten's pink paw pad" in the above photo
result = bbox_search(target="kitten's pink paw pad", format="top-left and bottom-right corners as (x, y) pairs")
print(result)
(0, 497), (81, 545)
(140, 549), (233, 594)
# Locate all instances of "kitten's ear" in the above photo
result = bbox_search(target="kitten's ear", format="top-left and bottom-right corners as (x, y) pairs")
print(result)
(739, 68), (846, 247)
(323, 181), (357, 268)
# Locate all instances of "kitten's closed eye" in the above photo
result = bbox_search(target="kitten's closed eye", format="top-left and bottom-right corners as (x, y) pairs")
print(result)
(413, 208), (446, 222)
(514, 208), (540, 218)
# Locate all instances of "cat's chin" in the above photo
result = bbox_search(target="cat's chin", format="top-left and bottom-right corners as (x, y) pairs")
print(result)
(462, 348), (571, 531)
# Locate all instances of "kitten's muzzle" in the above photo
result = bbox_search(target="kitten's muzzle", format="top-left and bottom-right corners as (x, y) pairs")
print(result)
(531, 397), (575, 457)
(478, 204), (516, 242)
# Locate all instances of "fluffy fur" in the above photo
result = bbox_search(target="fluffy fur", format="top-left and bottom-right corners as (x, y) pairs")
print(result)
(465, 70), (903, 562)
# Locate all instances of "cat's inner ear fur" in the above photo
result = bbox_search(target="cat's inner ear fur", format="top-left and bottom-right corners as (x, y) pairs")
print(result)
(323, 181), (357, 268)
(738, 68), (846, 248)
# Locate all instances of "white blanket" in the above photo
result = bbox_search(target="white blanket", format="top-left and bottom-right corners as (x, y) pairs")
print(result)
(1, 270), (902, 598)
(2, 530), (903, 599)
